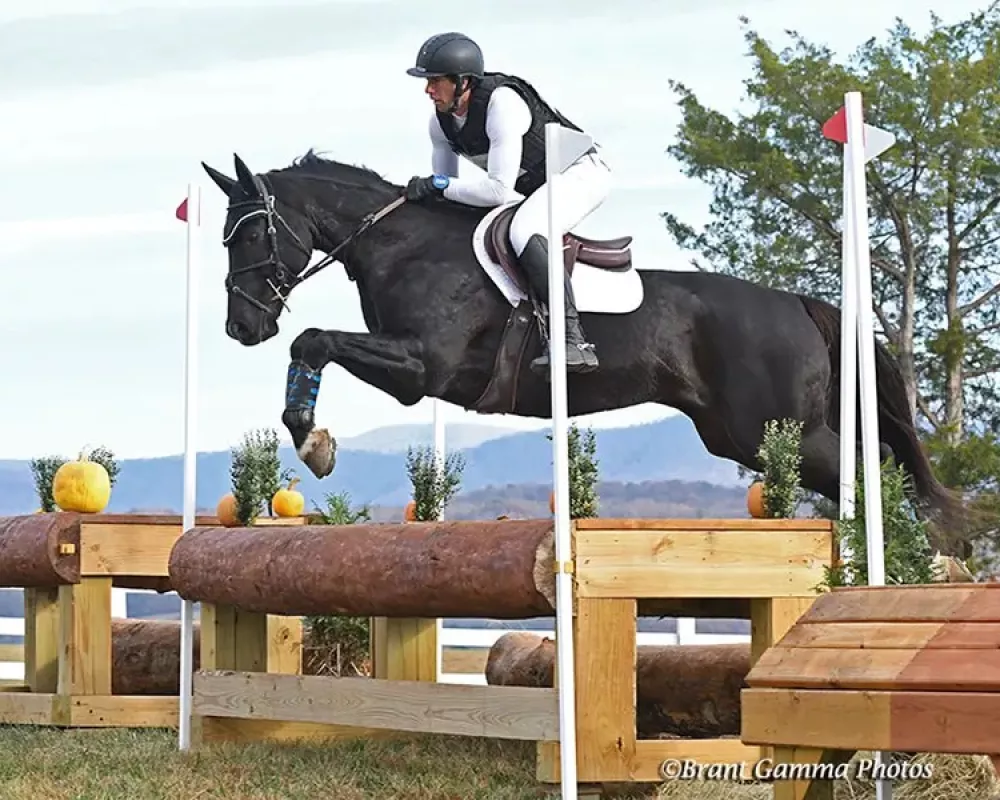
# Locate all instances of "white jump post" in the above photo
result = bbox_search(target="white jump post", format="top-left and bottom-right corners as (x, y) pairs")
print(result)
(432, 397), (446, 679)
(545, 121), (595, 800)
(824, 91), (895, 800)
(175, 181), (202, 751)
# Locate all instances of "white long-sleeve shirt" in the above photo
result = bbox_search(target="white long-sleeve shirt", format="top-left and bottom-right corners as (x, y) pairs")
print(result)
(429, 86), (531, 207)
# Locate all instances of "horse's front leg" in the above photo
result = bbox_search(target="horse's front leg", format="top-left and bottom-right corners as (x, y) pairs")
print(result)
(281, 328), (427, 478)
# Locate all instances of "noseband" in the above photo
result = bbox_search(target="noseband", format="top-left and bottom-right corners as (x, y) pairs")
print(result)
(222, 172), (404, 315)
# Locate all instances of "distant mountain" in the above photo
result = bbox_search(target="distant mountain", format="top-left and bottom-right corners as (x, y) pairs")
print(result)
(0, 415), (746, 516)
(337, 422), (526, 453)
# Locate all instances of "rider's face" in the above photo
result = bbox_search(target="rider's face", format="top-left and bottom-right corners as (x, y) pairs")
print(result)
(425, 76), (462, 112)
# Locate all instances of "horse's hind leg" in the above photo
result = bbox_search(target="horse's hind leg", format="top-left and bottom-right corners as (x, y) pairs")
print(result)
(797, 424), (843, 506)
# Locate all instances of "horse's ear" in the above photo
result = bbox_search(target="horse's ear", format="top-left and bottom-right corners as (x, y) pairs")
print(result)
(232, 153), (259, 197)
(201, 161), (236, 195)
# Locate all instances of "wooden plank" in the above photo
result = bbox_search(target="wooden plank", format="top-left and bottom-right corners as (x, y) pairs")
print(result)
(743, 686), (1000, 755)
(889, 689), (1000, 754)
(0, 682), (29, 692)
(575, 529), (831, 599)
(194, 670), (559, 741)
(0, 692), (59, 724)
(747, 645), (1000, 691)
(778, 620), (1000, 650)
(575, 597), (636, 782)
(79, 523), (182, 577)
(573, 518), (834, 531)
(69, 696), (178, 727)
(799, 584), (1000, 623)
(742, 687), (891, 750)
(80, 514), (219, 526)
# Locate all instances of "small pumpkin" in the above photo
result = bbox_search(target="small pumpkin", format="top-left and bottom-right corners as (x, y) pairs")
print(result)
(216, 493), (241, 527)
(747, 481), (768, 518)
(52, 453), (111, 513)
(403, 500), (417, 522)
(273, 477), (305, 518)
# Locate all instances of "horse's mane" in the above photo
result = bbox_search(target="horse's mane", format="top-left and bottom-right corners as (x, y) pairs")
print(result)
(276, 148), (399, 188)
(273, 148), (492, 222)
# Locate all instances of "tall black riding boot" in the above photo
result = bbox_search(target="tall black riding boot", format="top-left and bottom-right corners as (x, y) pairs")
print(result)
(517, 234), (599, 377)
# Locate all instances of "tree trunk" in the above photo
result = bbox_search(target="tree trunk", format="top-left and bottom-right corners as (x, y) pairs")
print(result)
(944, 166), (965, 445)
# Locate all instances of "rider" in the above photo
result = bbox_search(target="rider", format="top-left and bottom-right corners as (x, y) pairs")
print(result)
(403, 32), (610, 375)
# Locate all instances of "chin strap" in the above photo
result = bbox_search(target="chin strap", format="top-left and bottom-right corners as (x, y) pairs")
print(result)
(447, 75), (470, 113)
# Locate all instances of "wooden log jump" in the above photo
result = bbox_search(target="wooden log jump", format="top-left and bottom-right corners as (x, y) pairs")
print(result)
(172, 516), (836, 795)
(168, 519), (558, 619)
(0, 512), (302, 728)
(742, 583), (1000, 800)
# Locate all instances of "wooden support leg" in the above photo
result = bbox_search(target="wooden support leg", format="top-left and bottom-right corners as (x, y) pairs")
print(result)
(536, 597), (639, 796)
(370, 617), (438, 682)
(266, 615), (303, 675)
(58, 577), (112, 697)
(750, 597), (831, 800)
(23, 587), (60, 693)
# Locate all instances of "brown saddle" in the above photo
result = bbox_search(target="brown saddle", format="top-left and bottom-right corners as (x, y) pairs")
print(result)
(483, 203), (632, 295)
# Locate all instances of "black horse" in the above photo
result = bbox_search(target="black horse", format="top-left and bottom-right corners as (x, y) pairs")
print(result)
(200, 150), (964, 547)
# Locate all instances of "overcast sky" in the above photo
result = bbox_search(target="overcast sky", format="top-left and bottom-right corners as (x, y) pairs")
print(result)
(1, 0), (984, 459)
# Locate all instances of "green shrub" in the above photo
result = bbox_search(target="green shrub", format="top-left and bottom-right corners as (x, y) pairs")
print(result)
(756, 419), (804, 518)
(303, 490), (373, 675)
(824, 459), (935, 587)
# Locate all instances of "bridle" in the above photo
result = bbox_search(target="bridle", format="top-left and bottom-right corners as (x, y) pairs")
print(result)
(222, 172), (405, 315)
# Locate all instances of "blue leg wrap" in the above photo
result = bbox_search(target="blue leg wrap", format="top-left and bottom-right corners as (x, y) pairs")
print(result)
(285, 360), (322, 409)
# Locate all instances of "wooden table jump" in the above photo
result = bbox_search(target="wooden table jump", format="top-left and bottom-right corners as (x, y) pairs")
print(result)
(742, 583), (1000, 800)
(0, 512), (302, 728)
(178, 516), (836, 795)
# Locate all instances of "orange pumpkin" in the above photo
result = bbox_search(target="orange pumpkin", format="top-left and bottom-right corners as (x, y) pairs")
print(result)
(747, 481), (767, 518)
(272, 477), (305, 518)
(404, 500), (417, 522)
(217, 493), (242, 527)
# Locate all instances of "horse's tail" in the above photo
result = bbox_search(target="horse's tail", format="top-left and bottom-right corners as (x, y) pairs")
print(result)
(797, 293), (969, 553)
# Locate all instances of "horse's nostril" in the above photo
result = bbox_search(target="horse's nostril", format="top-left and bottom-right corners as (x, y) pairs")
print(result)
(227, 320), (247, 339)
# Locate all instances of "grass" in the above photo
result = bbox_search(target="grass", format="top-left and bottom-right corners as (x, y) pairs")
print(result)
(0, 727), (996, 800)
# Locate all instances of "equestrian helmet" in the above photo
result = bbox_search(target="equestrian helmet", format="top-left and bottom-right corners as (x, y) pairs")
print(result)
(406, 32), (484, 78)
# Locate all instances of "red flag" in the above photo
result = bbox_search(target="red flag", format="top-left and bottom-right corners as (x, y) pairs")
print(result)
(822, 106), (848, 143)
(175, 197), (188, 222)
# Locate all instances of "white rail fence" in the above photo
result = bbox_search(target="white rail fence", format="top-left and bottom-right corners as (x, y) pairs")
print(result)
(0, 588), (751, 683)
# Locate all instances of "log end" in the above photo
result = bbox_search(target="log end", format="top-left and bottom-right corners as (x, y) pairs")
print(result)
(0, 512), (82, 587)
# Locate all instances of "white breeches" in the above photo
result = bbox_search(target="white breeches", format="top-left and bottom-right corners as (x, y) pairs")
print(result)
(508, 151), (612, 257)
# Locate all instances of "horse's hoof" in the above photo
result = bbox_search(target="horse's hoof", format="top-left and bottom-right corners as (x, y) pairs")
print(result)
(298, 428), (337, 478)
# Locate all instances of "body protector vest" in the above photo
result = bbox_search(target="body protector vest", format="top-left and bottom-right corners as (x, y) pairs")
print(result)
(434, 72), (594, 196)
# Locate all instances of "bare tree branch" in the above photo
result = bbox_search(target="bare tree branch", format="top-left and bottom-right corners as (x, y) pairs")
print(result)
(958, 281), (1000, 317)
